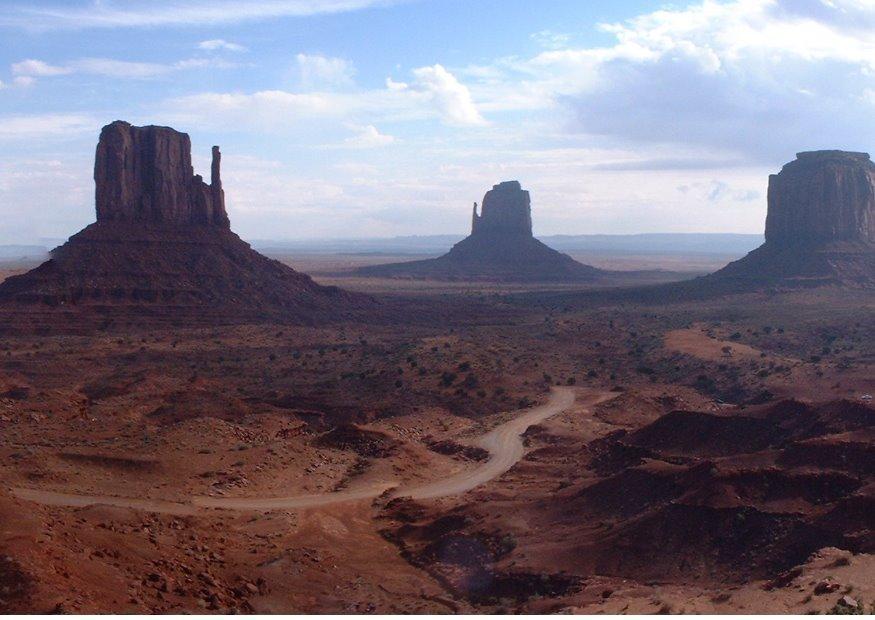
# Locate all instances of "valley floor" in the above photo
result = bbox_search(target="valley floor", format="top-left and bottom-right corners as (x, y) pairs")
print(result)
(0, 263), (872, 614)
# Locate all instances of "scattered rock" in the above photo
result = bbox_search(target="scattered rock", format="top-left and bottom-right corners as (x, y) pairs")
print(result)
(814, 579), (841, 595)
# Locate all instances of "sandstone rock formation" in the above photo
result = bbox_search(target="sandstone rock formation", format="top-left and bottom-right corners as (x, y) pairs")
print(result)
(0, 121), (366, 328)
(765, 151), (874, 246)
(95, 121), (230, 228)
(471, 180), (533, 236)
(708, 150), (875, 288)
(357, 181), (602, 282)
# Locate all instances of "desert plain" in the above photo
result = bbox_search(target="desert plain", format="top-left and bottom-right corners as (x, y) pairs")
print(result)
(1, 249), (873, 613)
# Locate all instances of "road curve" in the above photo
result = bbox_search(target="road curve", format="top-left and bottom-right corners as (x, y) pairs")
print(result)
(391, 386), (576, 500)
(11, 386), (580, 513)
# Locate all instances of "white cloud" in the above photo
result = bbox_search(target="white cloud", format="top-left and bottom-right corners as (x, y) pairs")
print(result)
(343, 125), (395, 148)
(296, 53), (355, 90)
(12, 76), (35, 87)
(0, 114), (98, 140)
(198, 39), (247, 52)
(12, 59), (71, 76)
(0, 0), (399, 30)
(385, 77), (407, 91)
(408, 64), (486, 126)
(450, 0), (875, 160)
(166, 90), (353, 128)
(10, 56), (236, 81)
(165, 64), (486, 129)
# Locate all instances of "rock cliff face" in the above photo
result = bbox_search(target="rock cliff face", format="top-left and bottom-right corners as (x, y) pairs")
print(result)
(0, 121), (366, 328)
(94, 121), (230, 228)
(471, 181), (533, 236)
(764, 151), (875, 246)
(358, 180), (601, 282)
(708, 150), (875, 289)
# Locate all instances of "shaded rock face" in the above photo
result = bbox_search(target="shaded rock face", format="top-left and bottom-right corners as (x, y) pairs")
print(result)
(95, 120), (229, 228)
(357, 180), (601, 282)
(471, 181), (533, 236)
(0, 120), (367, 328)
(765, 151), (875, 246)
(702, 150), (875, 290)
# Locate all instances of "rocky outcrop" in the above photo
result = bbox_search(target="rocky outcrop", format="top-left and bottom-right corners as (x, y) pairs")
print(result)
(764, 151), (875, 246)
(0, 121), (367, 328)
(95, 120), (229, 227)
(471, 181), (533, 236)
(707, 150), (875, 289)
(357, 181), (602, 282)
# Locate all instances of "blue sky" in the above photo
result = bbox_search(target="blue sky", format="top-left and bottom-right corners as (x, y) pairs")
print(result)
(2, 0), (875, 244)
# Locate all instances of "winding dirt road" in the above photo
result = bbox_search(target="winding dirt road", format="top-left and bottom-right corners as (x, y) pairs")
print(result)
(12, 386), (583, 514)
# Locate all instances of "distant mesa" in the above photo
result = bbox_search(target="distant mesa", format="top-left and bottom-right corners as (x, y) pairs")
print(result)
(0, 120), (365, 327)
(707, 150), (875, 288)
(356, 181), (603, 282)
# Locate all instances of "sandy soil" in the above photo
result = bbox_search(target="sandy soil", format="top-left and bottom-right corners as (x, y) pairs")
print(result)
(1, 260), (872, 614)
(665, 324), (797, 363)
(11, 387), (583, 510)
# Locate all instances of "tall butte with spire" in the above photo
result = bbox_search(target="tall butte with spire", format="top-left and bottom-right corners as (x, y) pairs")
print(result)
(707, 150), (875, 288)
(358, 180), (602, 281)
(0, 121), (365, 328)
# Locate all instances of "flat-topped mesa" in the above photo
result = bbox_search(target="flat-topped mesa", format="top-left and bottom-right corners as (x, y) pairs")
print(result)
(471, 180), (533, 236)
(94, 120), (230, 228)
(764, 150), (875, 247)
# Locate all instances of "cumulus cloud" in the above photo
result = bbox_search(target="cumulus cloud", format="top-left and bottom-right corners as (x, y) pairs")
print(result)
(405, 64), (486, 126)
(198, 39), (247, 52)
(296, 54), (355, 90)
(456, 0), (875, 162)
(165, 63), (485, 128)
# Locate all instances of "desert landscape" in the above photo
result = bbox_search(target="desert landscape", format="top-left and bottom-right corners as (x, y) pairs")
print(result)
(1, 1), (874, 616)
(0, 120), (872, 615)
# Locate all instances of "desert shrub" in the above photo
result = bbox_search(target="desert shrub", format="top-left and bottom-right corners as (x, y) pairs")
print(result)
(440, 371), (457, 387)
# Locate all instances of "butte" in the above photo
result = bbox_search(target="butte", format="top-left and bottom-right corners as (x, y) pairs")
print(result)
(356, 181), (603, 282)
(706, 150), (875, 289)
(0, 120), (367, 330)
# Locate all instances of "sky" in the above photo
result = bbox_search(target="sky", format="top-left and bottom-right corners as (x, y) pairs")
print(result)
(1, 0), (875, 244)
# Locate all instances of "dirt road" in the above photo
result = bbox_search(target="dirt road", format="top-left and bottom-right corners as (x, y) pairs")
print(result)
(392, 386), (576, 500)
(12, 386), (585, 513)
